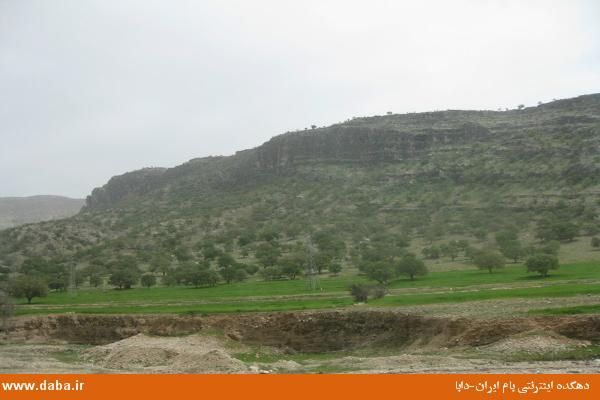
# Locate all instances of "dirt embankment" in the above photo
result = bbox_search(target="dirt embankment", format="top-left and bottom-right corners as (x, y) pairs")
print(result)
(4, 311), (600, 352)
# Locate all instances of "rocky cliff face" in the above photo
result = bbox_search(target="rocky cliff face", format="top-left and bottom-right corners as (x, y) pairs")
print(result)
(84, 93), (600, 210)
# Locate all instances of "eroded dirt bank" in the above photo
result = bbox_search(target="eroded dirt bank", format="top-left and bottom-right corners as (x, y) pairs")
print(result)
(4, 310), (600, 350)
(2, 310), (599, 373)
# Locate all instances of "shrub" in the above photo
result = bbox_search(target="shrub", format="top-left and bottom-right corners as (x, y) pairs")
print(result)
(526, 254), (559, 277)
(348, 284), (370, 302)
(348, 283), (387, 303)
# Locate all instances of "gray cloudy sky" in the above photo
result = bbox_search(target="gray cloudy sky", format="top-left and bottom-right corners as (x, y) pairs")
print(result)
(1, 0), (599, 198)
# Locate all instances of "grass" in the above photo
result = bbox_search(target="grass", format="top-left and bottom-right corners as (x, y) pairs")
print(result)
(528, 304), (600, 315)
(388, 260), (600, 289)
(21, 261), (600, 305)
(233, 351), (353, 364)
(14, 297), (354, 316)
(23, 274), (365, 306)
(49, 347), (88, 363)
(12, 261), (600, 316)
(15, 282), (600, 316)
(371, 282), (600, 307)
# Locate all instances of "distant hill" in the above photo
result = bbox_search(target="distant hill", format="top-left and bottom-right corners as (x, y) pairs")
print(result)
(0, 196), (84, 230)
(1, 93), (599, 270)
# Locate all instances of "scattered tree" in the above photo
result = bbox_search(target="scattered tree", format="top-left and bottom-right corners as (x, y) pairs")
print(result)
(260, 266), (284, 281)
(328, 263), (342, 275)
(89, 274), (103, 287)
(108, 270), (139, 290)
(255, 243), (281, 267)
(9, 276), (48, 304)
(422, 246), (441, 259)
(219, 264), (248, 284)
(499, 240), (525, 263)
(362, 262), (395, 285)
(396, 254), (428, 280)
(140, 273), (157, 288)
(474, 250), (505, 273)
(280, 252), (305, 280)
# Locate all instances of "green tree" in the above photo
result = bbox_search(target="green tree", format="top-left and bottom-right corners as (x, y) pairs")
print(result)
(201, 242), (221, 260)
(421, 246), (440, 260)
(280, 252), (305, 280)
(362, 261), (395, 285)
(396, 254), (428, 280)
(536, 220), (579, 242)
(108, 270), (139, 290)
(260, 266), (283, 281)
(9, 276), (48, 304)
(499, 240), (525, 263)
(539, 240), (561, 256)
(140, 273), (156, 288)
(219, 264), (248, 284)
(328, 263), (342, 275)
(440, 241), (460, 261)
(526, 254), (559, 277)
(474, 250), (505, 273)
(217, 253), (236, 269)
(89, 274), (103, 288)
(255, 243), (281, 267)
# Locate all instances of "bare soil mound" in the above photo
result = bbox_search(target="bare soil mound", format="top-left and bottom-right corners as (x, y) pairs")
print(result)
(83, 333), (248, 373)
(484, 332), (591, 354)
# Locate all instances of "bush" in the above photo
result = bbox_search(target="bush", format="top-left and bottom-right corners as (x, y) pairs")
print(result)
(591, 237), (600, 249)
(348, 284), (370, 302)
(526, 254), (559, 277)
(348, 283), (387, 303)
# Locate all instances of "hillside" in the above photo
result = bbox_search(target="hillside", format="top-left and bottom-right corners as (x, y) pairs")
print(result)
(1, 94), (600, 273)
(0, 196), (84, 231)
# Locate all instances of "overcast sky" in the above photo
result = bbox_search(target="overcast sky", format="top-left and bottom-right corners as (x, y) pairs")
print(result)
(1, 0), (599, 198)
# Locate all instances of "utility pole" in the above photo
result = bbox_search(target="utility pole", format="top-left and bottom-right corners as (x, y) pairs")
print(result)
(304, 236), (320, 291)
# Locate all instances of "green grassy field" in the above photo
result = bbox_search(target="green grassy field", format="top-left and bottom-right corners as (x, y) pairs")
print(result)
(12, 261), (600, 316)
(20, 261), (600, 305)
(528, 304), (600, 315)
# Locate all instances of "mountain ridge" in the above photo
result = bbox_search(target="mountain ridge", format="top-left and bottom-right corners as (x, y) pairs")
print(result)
(0, 195), (84, 230)
(1, 93), (599, 271)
